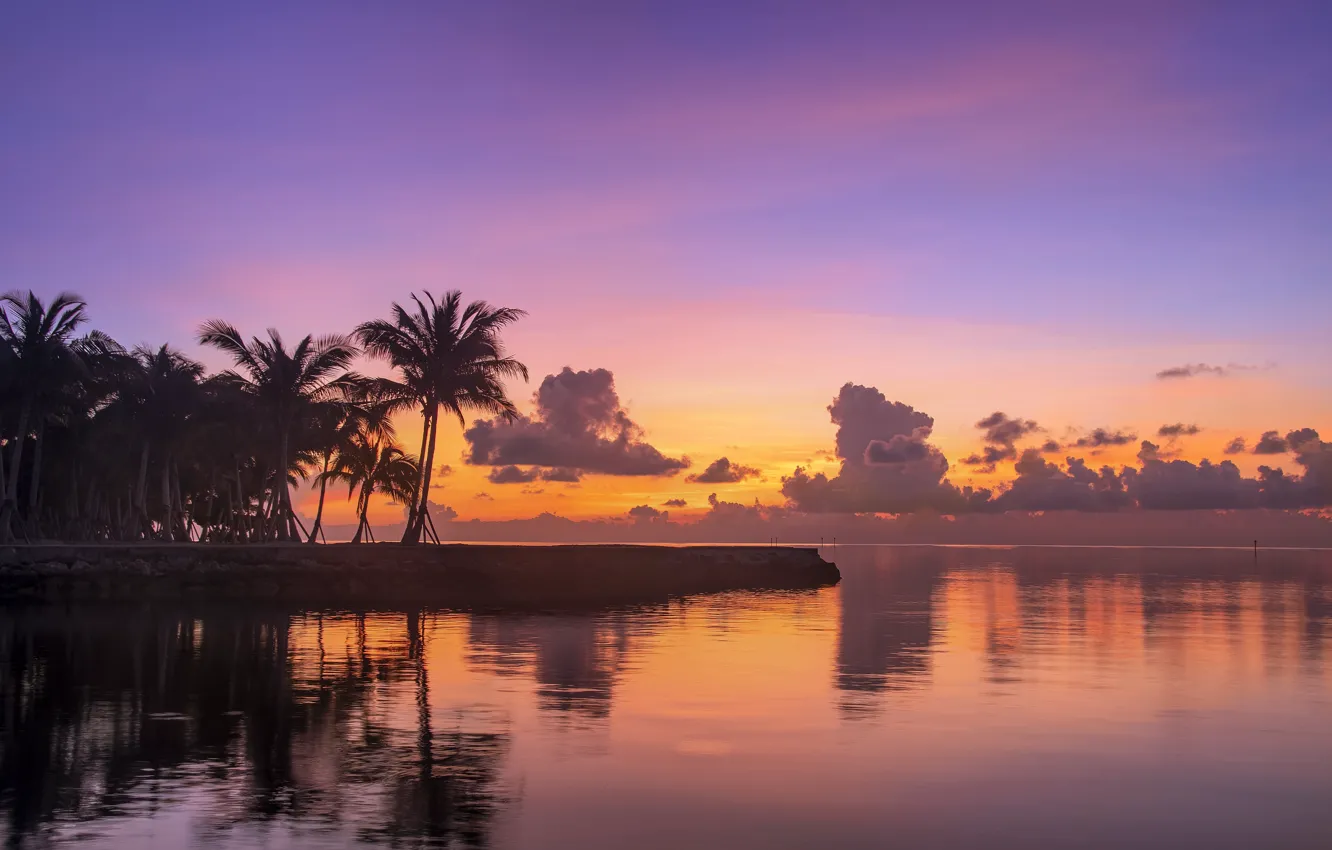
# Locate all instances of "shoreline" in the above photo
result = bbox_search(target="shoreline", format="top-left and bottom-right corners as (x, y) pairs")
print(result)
(0, 543), (840, 608)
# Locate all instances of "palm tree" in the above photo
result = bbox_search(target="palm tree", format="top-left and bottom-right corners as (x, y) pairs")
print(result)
(42, 331), (133, 539)
(198, 323), (358, 541)
(0, 291), (91, 540)
(301, 382), (402, 543)
(321, 432), (419, 543)
(122, 344), (205, 540)
(355, 291), (527, 543)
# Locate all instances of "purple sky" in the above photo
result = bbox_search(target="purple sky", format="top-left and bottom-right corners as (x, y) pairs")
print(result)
(3, 1), (1330, 522)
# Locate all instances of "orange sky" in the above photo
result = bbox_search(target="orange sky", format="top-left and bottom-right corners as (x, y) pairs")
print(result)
(298, 299), (1330, 528)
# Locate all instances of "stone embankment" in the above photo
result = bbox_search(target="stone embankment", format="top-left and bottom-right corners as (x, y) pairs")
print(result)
(0, 543), (840, 608)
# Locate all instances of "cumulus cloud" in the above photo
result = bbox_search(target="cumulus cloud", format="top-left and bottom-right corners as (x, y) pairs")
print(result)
(628, 504), (667, 522)
(1124, 457), (1259, 510)
(1287, 428), (1321, 451)
(474, 492), (494, 501)
(781, 383), (979, 513)
(962, 412), (1041, 467)
(1253, 431), (1289, 454)
(541, 467), (582, 483)
(1253, 429), (1332, 509)
(465, 367), (688, 477)
(864, 431), (933, 464)
(778, 386), (1332, 514)
(991, 450), (1130, 512)
(425, 501), (458, 523)
(663, 498), (687, 507)
(1223, 437), (1247, 454)
(488, 465), (540, 484)
(687, 457), (761, 484)
(1040, 439), (1062, 454)
(1157, 423), (1201, 438)
(1073, 428), (1137, 449)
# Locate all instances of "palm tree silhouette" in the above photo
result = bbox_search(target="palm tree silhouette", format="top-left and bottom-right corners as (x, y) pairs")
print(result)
(301, 380), (404, 543)
(321, 429), (419, 543)
(120, 345), (206, 540)
(198, 322), (359, 541)
(0, 290), (529, 544)
(355, 291), (527, 544)
(0, 292), (92, 540)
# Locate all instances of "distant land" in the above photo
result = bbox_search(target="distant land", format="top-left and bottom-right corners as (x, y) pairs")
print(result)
(323, 508), (1332, 548)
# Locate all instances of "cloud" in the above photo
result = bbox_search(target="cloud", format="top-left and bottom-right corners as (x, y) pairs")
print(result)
(428, 464), (455, 489)
(540, 467), (582, 483)
(1155, 362), (1267, 380)
(474, 492), (494, 501)
(687, 457), (761, 484)
(1157, 423), (1201, 438)
(1124, 457), (1259, 510)
(663, 498), (687, 507)
(778, 386), (1332, 515)
(780, 383), (981, 513)
(1253, 431), (1289, 454)
(1223, 437), (1247, 454)
(961, 411), (1041, 466)
(465, 367), (688, 477)
(1073, 428), (1137, 449)
(1286, 428), (1321, 451)
(991, 450), (1131, 512)
(865, 433), (933, 464)
(1040, 439), (1062, 453)
(488, 465), (541, 484)
(628, 504), (667, 522)
(425, 501), (458, 523)
(1253, 429), (1332, 509)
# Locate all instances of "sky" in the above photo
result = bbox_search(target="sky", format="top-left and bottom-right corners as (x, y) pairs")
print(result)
(3, 1), (1331, 530)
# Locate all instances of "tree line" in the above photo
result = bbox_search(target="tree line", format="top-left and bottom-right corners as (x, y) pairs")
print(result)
(0, 290), (526, 544)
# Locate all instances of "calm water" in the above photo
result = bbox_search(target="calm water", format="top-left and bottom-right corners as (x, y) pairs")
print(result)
(3, 546), (1332, 849)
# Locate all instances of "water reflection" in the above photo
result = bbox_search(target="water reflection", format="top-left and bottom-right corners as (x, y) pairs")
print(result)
(1, 547), (1331, 849)
(0, 610), (509, 848)
(466, 612), (643, 726)
(834, 548), (939, 715)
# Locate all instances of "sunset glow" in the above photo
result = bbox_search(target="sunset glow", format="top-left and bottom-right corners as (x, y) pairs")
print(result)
(3, 2), (1330, 537)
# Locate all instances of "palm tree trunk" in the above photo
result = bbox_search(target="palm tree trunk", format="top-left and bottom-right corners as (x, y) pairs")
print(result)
(307, 454), (330, 544)
(160, 451), (174, 541)
(276, 430), (292, 541)
(402, 406), (437, 544)
(234, 460), (247, 542)
(26, 420), (44, 536)
(401, 404), (432, 542)
(134, 439), (150, 538)
(172, 459), (188, 539)
(412, 405), (441, 542)
(203, 472), (218, 543)
(352, 483), (372, 544)
(0, 416), (7, 516)
(0, 396), (33, 540)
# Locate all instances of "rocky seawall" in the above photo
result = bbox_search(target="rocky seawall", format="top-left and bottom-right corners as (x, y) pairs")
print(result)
(0, 543), (840, 608)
